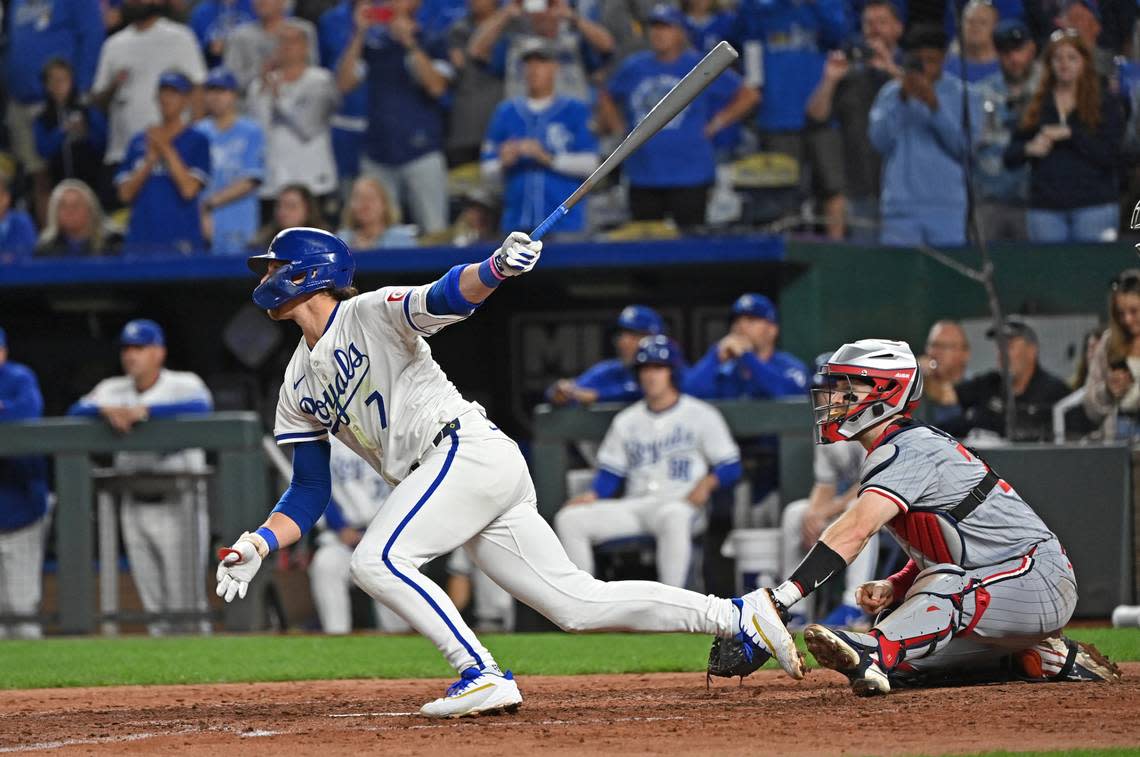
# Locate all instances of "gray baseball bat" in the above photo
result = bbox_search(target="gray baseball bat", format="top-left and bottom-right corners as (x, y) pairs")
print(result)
(529, 41), (739, 240)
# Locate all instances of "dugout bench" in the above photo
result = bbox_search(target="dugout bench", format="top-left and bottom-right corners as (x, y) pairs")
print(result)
(0, 412), (267, 633)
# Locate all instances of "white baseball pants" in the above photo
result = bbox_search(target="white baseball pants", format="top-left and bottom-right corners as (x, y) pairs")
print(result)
(120, 489), (209, 635)
(0, 514), (49, 639)
(309, 536), (410, 634)
(349, 412), (739, 673)
(554, 495), (700, 587)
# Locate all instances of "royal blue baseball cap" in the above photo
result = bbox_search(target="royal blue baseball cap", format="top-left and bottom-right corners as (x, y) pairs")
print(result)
(648, 4), (686, 27)
(118, 319), (165, 347)
(616, 304), (665, 335)
(205, 66), (238, 91)
(731, 293), (778, 323)
(157, 70), (193, 93)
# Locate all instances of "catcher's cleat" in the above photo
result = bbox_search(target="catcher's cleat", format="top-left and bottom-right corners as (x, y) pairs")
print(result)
(736, 591), (805, 680)
(804, 624), (891, 696)
(1016, 636), (1123, 683)
(419, 667), (522, 718)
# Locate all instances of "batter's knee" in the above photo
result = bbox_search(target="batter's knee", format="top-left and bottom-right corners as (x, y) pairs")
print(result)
(348, 548), (397, 596)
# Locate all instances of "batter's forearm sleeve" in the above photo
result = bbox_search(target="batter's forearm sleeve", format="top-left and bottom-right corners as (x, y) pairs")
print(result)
(887, 558), (919, 600)
(270, 440), (332, 537)
(427, 264), (481, 314)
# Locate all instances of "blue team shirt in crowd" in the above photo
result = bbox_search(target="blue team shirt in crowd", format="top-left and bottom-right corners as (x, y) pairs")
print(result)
(732, 0), (848, 132)
(5, 0), (104, 103)
(197, 116), (264, 255)
(942, 55), (1002, 83)
(319, 1), (369, 180)
(684, 12), (743, 153)
(682, 346), (808, 400)
(0, 361), (49, 531)
(482, 96), (597, 232)
(0, 210), (38, 259)
(190, 0), (256, 66)
(117, 127), (212, 254)
(361, 26), (450, 166)
(607, 50), (743, 188)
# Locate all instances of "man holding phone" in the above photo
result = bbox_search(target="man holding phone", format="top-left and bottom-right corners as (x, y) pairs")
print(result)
(337, 0), (454, 235)
(868, 25), (982, 247)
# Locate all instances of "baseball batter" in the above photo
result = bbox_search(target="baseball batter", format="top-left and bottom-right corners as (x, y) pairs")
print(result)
(749, 339), (1118, 693)
(215, 227), (804, 718)
(556, 335), (741, 588)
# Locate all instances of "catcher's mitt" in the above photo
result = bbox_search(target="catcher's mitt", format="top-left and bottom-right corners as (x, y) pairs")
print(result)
(707, 636), (771, 684)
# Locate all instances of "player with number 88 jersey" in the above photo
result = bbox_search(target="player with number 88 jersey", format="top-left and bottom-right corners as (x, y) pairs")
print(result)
(215, 227), (805, 719)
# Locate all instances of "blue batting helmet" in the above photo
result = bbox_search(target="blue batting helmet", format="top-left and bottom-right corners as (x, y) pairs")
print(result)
(634, 334), (684, 373)
(616, 305), (665, 335)
(247, 227), (355, 309)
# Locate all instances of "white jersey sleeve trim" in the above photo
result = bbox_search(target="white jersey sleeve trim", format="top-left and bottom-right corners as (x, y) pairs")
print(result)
(275, 429), (330, 445)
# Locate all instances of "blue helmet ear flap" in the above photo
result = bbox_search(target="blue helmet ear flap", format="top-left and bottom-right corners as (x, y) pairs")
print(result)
(248, 228), (356, 309)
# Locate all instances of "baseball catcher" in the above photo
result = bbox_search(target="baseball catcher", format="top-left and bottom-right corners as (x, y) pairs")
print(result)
(710, 338), (1120, 692)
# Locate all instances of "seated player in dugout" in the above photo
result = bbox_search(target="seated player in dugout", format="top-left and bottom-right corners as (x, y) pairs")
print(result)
(555, 335), (741, 588)
(546, 304), (677, 406)
(709, 339), (1121, 693)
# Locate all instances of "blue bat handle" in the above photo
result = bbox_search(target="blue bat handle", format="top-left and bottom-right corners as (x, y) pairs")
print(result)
(530, 205), (568, 242)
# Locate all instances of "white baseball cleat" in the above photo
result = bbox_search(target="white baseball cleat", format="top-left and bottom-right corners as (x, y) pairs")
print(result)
(419, 667), (523, 718)
(736, 590), (805, 680)
(804, 624), (891, 695)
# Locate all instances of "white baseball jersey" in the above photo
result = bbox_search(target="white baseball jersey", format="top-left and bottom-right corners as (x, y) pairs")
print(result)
(595, 395), (740, 501)
(273, 286), (484, 483)
(325, 435), (393, 529)
(75, 369), (213, 472)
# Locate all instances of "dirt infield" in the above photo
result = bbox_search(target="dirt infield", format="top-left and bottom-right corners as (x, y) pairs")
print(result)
(2, 666), (1139, 756)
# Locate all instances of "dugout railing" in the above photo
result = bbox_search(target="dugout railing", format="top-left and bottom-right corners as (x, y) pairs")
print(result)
(0, 412), (267, 633)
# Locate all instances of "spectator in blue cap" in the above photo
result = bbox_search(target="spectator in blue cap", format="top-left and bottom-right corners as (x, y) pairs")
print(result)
(0, 326), (50, 639)
(197, 67), (265, 255)
(683, 293), (808, 399)
(68, 318), (214, 635)
(548, 305), (675, 406)
(116, 70), (212, 255)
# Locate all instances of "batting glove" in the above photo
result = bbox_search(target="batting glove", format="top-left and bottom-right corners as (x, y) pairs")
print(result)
(215, 531), (267, 602)
(490, 231), (542, 278)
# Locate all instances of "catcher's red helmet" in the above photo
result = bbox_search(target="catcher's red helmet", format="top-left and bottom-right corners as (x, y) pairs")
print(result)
(812, 339), (923, 444)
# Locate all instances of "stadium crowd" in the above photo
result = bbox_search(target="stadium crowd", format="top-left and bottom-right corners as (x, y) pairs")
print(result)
(1, 0), (1139, 259)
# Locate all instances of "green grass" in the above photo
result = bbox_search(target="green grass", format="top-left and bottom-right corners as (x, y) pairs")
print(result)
(923, 751), (1140, 757)
(0, 627), (1136, 690)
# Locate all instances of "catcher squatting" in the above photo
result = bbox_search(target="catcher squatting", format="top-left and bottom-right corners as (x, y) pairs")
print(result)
(216, 227), (1119, 718)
